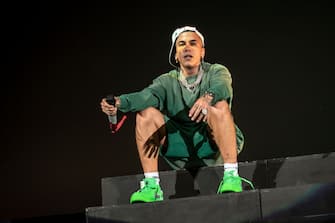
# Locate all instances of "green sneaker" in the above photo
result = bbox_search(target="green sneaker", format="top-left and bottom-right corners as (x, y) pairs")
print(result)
(130, 178), (164, 204)
(217, 170), (255, 194)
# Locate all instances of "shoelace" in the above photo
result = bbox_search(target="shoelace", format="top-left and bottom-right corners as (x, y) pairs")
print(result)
(216, 175), (255, 194)
(240, 177), (255, 190)
(139, 179), (158, 191)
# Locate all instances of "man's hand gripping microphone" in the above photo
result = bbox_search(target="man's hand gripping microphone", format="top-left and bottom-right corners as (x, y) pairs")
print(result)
(106, 94), (127, 134)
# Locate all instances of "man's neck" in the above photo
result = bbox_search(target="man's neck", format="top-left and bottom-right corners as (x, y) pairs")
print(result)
(180, 66), (200, 77)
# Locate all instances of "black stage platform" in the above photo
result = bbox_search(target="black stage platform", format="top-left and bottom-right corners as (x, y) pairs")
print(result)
(86, 152), (335, 223)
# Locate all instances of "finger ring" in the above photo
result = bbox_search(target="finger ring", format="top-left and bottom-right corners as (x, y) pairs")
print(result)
(201, 108), (208, 115)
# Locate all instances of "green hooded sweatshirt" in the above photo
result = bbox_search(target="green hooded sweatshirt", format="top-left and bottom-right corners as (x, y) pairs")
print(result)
(118, 62), (244, 168)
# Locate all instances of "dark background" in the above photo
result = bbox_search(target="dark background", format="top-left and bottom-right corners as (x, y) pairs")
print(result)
(2, 3), (335, 221)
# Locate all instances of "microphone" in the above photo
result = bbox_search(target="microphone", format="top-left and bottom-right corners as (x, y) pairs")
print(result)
(105, 94), (128, 134)
(106, 94), (117, 132)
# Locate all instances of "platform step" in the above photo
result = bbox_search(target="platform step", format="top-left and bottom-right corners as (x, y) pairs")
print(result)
(86, 182), (335, 223)
(261, 182), (335, 221)
(86, 152), (335, 222)
(87, 189), (261, 223)
(101, 152), (335, 206)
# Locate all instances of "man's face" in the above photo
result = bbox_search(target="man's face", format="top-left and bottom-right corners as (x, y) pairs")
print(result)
(175, 31), (205, 70)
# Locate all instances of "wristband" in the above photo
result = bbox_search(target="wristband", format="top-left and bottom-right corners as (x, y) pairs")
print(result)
(204, 91), (215, 104)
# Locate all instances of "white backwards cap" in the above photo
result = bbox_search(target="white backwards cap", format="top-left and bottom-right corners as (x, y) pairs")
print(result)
(168, 26), (205, 68)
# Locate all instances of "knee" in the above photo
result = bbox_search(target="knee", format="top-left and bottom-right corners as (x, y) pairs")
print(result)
(210, 100), (232, 121)
(136, 107), (162, 126)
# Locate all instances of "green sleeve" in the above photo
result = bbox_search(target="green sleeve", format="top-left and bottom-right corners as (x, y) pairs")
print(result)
(118, 75), (166, 113)
(206, 64), (233, 106)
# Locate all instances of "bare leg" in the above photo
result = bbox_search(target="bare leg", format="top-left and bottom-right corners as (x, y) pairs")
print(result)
(135, 107), (166, 173)
(206, 100), (237, 163)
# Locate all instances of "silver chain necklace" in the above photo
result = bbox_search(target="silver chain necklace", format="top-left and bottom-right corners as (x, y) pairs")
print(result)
(178, 68), (204, 93)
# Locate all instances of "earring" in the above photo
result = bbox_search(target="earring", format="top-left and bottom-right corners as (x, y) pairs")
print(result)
(175, 58), (178, 63)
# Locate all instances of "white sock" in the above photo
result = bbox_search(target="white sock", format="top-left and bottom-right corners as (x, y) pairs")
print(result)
(144, 171), (160, 184)
(224, 163), (239, 176)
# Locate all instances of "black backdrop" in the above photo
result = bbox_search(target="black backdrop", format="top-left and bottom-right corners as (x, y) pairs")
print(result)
(2, 3), (335, 221)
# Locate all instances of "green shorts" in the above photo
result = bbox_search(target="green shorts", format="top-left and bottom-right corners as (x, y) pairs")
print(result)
(160, 116), (244, 170)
